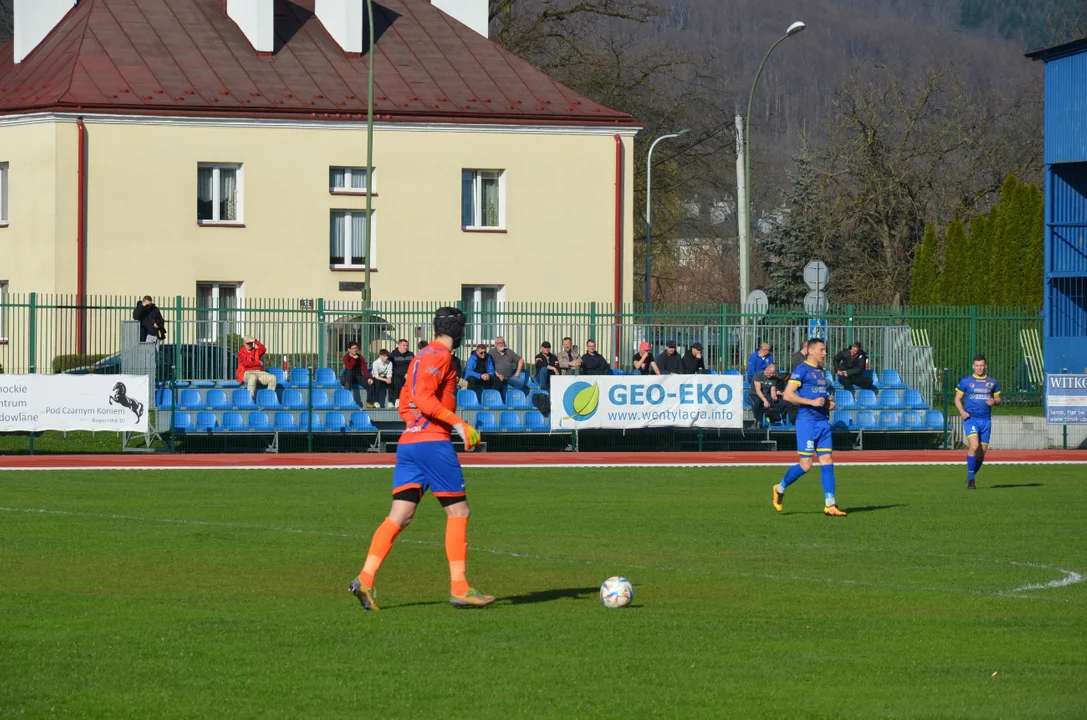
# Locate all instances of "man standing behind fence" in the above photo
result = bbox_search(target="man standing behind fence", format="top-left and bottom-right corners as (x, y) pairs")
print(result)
(133, 296), (166, 343)
(236, 337), (276, 399)
(389, 339), (414, 408)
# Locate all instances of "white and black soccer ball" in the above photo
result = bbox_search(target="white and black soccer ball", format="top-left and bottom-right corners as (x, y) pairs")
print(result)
(600, 576), (633, 609)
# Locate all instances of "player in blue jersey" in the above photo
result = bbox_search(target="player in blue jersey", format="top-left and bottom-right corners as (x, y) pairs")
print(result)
(954, 354), (1001, 489)
(772, 338), (847, 517)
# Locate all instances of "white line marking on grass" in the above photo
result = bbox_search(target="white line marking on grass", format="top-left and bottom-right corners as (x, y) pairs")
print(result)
(1009, 562), (1087, 592)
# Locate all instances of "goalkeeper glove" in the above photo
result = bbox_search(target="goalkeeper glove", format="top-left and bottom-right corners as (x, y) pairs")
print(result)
(453, 422), (481, 451)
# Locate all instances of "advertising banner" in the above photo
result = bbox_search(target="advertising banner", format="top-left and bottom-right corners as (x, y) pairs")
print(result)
(0, 374), (150, 432)
(550, 375), (744, 431)
(1046, 374), (1087, 424)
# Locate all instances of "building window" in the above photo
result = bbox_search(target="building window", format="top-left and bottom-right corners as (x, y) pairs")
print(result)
(0, 280), (7, 341)
(0, 162), (8, 224)
(330, 210), (375, 268)
(330, 167), (373, 194)
(461, 170), (505, 229)
(197, 164), (243, 224)
(196, 282), (243, 343)
(461, 285), (505, 343)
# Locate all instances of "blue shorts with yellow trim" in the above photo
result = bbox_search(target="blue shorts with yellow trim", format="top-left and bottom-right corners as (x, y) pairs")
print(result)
(392, 440), (466, 499)
(796, 418), (833, 457)
(964, 417), (992, 445)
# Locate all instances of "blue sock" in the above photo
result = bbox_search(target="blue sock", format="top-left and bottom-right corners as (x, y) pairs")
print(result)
(820, 464), (836, 505)
(777, 464), (807, 493)
(967, 455), (978, 480)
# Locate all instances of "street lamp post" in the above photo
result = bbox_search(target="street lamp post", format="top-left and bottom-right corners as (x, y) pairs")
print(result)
(363, 0), (376, 310)
(645, 128), (689, 320)
(738, 21), (805, 307)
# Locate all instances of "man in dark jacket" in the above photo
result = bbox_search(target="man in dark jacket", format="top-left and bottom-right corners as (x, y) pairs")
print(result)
(132, 296), (166, 342)
(389, 339), (414, 407)
(579, 339), (610, 375)
(682, 342), (705, 374)
(464, 344), (498, 400)
(534, 341), (560, 389)
(656, 340), (684, 375)
(833, 342), (873, 391)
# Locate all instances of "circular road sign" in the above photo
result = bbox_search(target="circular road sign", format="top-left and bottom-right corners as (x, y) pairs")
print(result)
(745, 290), (769, 318)
(804, 289), (829, 315)
(804, 260), (829, 291)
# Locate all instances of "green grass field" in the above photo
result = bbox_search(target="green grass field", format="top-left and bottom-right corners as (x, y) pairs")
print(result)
(1, 463), (1085, 718)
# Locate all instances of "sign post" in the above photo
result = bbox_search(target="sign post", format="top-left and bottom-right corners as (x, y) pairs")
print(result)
(803, 260), (829, 337)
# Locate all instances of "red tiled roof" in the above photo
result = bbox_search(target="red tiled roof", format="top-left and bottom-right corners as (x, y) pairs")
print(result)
(0, 0), (636, 126)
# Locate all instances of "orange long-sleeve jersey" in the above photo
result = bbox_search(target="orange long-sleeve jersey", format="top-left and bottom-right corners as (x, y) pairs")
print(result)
(398, 341), (460, 444)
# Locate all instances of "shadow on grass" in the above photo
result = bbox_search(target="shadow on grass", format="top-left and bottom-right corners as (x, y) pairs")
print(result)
(989, 483), (1044, 489)
(843, 504), (905, 514)
(505, 587), (600, 605)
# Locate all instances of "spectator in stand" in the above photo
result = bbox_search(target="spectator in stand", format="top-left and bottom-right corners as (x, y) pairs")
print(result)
(341, 341), (372, 408)
(834, 342), (873, 391)
(556, 337), (582, 376)
(389, 339), (414, 407)
(749, 363), (787, 428)
(633, 341), (660, 375)
(490, 336), (526, 395)
(656, 340), (685, 375)
(789, 340), (809, 375)
(465, 344), (498, 401)
(682, 342), (705, 374)
(236, 336), (276, 399)
(746, 343), (774, 383)
(370, 349), (394, 408)
(580, 339), (610, 375)
(132, 295), (166, 343)
(535, 341), (560, 389)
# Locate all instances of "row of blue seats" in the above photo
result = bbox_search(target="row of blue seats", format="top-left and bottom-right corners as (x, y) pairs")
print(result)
(832, 388), (928, 411)
(833, 410), (945, 431)
(168, 409), (553, 433)
(157, 387), (553, 412)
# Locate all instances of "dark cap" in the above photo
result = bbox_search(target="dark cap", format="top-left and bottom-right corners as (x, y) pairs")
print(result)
(691, 342), (703, 351)
(541, 341), (551, 349)
(666, 340), (676, 348)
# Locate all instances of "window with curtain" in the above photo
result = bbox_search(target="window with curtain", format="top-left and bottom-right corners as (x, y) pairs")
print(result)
(0, 162), (8, 223)
(461, 169), (505, 229)
(197, 164), (243, 224)
(461, 284), (504, 343)
(330, 210), (374, 267)
(330, 167), (372, 193)
(196, 282), (243, 343)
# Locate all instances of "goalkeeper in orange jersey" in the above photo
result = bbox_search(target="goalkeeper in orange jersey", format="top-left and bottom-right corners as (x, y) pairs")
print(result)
(349, 307), (495, 611)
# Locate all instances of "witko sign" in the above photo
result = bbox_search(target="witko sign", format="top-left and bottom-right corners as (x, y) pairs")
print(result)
(550, 375), (743, 431)
(0, 374), (150, 432)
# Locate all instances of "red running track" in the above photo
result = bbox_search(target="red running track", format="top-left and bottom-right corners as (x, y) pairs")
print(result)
(0, 450), (1082, 470)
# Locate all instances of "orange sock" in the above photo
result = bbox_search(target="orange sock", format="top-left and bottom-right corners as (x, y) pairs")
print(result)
(446, 516), (470, 596)
(359, 518), (402, 588)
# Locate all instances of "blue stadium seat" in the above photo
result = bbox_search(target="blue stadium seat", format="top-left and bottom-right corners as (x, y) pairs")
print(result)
(480, 389), (505, 410)
(333, 389), (358, 409)
(723, 369), (742, 376)
(301, 411), (323, 431)
(222, 411), (246, 432)
(881, 369), (906, 388)
(855, 411), (879, 430)
(834, 390), (856, 410)
(862, 370), (880, 388)
(310, 390), (332, 410)
(289, 368), (310, 387)
(315, 368), (339, 388)
(742, 394), (752, 408)
(707, 369), (718, 375)
(192, 380), (215, 389)
(903, 389), (928, 410)
(527, 389), (549, 404)
(506, 389), (532, 410)
(879, 411), (903, 430)
(274, 411), (300, 431)
(179, 388), (204, 409)
(902, 411), (926, 430)
(925, 410), (946, 430)
(349, 411), (376, 431)
(206, 389), (230, 410)
(154, 389), (173, 408)
(499, 411), (524, 432)
(195, 411), (218, 432)
(172, 412), (192, 431)
(610, 368), (624, 375)
(282, 389), (306, 410)
(524, 410), (548, 431)
(879, 390), (903, 410)
(269, 367), (288, 386)
(855, 389), (879, 410)
(475, 412), (499, 432)
(232, 388), (257, 410)
(457, 389), (482, 410)
(220, 380), (241, 389)
(831, 410), (854, 429)
(247, 411), (272, 432)
(324, 411), (347, 432)
(256, 389), (281, 410)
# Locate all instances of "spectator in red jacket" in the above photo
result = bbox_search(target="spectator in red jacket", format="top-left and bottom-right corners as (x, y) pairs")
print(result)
(237, 337), (276, 399)
(341, 341), (373, 407)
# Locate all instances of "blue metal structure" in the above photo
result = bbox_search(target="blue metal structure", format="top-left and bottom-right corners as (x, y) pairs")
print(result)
(1028, 38), (1087, 373)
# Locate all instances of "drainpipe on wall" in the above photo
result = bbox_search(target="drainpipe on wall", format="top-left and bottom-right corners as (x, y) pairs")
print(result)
(613, 134), (623, 368)
(77, 117), (87, 355)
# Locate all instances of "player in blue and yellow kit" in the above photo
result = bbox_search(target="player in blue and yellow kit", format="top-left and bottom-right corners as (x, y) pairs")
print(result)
(348, 307), (495, 611)
(772, 338), (847, 516)
(954, 354), (1001, 489)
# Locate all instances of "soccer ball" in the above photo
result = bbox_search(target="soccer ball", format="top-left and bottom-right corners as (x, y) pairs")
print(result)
(600, 576), (634, 609)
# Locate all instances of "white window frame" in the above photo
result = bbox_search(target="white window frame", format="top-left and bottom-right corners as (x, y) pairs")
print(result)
(197, 163), (244, 225)
(463, 169), (506, 230)
(0, 280), (8, 341)
(461, 284), (506, 344)
(196, 281), (245, 343)
(329, 210), (377, 269)
(330, 167), (375, 194)
(0, 162), (8, 224)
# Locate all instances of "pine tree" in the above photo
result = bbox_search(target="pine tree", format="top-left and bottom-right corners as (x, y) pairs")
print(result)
(939, 219), (970, 305)
(910, 224), (941, 305)
(988, 175), (1022, 307)
(763, 142), (821, 305)
(1022, 183), (1045, 306)
(966, 213), (990, 306)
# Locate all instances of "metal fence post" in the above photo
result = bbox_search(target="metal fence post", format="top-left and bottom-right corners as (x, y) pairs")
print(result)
(28, 292), (37, 455)
(942, 367), (951, 450)
(317, 298), (326, 371)
(172, 295), (183, 454)
(969, 305), (978, 361)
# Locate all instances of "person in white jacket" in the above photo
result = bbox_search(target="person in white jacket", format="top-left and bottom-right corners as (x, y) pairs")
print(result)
(370, 349), (395, 408)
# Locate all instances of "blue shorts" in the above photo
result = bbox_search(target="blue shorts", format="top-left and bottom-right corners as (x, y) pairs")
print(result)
(964, 417), (992, 445)
(796, 418), (833, 457)
(392, 440), (466, 499)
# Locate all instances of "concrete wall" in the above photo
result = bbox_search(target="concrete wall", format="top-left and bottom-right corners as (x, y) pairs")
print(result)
(0, 122), (61, 294)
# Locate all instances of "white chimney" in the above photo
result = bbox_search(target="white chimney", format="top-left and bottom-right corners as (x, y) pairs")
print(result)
(14, 0), (77, 64)
(315, 0), (364, 55)
(227, 0), (275, 54)
(432, 0), (488, 38)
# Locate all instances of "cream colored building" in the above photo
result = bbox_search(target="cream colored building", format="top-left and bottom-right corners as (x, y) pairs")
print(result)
(0, 0), (638, 316)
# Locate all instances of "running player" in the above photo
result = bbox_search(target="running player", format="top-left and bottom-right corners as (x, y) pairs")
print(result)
(772, 338), (847, 517)
(349, 307), (495, 611)
(954, 354), (1001, 489)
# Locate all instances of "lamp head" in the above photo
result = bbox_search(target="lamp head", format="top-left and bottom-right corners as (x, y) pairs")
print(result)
(786, 21), (806, 36)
